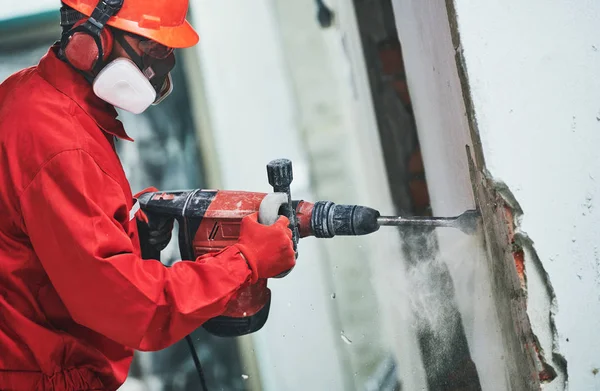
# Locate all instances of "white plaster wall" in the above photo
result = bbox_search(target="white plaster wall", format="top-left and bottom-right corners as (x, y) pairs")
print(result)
(452, 1), (600, 388)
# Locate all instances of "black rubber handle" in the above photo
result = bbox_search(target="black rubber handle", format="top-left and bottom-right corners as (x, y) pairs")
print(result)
(137, 218), (162, 262)
(267, 159), (299, 277)
(267, 159), (299, 253)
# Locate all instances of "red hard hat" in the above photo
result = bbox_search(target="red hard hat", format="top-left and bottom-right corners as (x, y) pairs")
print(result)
(62, 0), (199, 49)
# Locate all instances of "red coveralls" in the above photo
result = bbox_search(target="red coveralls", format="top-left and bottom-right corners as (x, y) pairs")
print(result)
(0, 46), (252, 390)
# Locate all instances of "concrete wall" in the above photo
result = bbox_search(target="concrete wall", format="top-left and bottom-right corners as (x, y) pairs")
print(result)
(452, 1), (600, 389)
(392, 0), (600, 389)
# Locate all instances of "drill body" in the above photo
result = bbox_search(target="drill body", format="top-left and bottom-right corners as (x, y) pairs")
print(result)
(137, 160), (380, 337)
(137, 189), (380, 337)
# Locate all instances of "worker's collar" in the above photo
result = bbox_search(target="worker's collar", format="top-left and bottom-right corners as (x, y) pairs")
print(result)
(36, 45), (133, 142)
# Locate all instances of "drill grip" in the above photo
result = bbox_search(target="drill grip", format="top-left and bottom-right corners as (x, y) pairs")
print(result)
(137, 218), (162, 261)
(258, 193), (289, 226)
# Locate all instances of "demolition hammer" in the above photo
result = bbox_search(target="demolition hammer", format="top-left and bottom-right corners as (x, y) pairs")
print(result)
(137, 158), (479, 338)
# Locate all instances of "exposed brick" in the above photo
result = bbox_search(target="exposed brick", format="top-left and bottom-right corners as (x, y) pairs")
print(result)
(408, 149), (425, 173)
(378, 39), (405, 75)
(534, 343), (558, 383)
(513, 249), (526, 289)
(377, 38), (412, 108)
(407, 149), (431, 215)
(501, 202), (560, 383)
(408, 179), (430, 213)
(393, 80), (412, 108)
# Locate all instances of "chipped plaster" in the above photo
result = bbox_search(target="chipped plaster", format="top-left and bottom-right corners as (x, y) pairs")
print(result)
(451, 0), (600, 388)
(391, 0), (600, 389)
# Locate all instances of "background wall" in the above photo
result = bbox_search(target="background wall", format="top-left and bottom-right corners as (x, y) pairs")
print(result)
(187, 1), (408, 390)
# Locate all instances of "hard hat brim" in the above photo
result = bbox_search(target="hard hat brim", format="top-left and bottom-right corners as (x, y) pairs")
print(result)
(109, 19), (200, 49)
(61, 0), (200, 49)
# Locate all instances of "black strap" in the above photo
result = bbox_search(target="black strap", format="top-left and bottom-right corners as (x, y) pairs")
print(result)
(113, 31), (145, 70)
(60, 7), (85, 27)
(86, 0), (124, 36)
(60, 0), (123, 30)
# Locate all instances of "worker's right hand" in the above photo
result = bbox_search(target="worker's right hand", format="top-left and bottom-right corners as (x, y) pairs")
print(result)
(235, 212), (296, 283)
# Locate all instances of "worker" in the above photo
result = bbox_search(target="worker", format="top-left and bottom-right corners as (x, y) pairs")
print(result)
(0, 0), (296, 390)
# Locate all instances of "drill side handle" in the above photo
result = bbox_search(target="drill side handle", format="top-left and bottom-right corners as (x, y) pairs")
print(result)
(258, 193), (290, 226)
(266, 159), (299, 278)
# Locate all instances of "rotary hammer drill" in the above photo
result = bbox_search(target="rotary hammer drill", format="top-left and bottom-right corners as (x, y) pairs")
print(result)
(137, 159), (478, 338)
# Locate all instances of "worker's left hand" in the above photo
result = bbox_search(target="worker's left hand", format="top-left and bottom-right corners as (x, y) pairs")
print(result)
(134, 187), (175, 258)
(140, 212), (174, 252)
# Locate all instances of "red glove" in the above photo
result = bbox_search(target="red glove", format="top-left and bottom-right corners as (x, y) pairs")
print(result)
(235, 212), (296, 283)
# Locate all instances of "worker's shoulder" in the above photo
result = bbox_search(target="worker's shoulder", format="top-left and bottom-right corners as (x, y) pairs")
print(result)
(0, 66), (77, 132)
(0, 64), (104, 150)
(0, 68), (111, 189)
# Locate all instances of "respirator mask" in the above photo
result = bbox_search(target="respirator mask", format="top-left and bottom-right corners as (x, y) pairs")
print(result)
(93, 32), (176, 114)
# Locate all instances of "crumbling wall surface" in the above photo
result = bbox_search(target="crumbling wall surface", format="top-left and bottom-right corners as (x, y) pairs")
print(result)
(451, 0), (600, 389)
(391, 0), (600, 389)
(469, 158), (564, 390)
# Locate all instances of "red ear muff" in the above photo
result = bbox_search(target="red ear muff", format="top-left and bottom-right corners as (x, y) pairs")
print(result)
(64, 20), (114, 73)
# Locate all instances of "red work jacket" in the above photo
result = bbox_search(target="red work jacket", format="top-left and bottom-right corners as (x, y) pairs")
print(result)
(0, 46), (252, 390)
